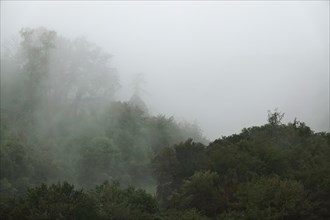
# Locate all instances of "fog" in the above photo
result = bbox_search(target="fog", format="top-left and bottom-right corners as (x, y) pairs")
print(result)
(1, 1), (329, 140)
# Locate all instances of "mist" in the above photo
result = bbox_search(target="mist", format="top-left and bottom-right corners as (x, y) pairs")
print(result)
(2, 1), (328, 140)
(1, 2), (330, 219)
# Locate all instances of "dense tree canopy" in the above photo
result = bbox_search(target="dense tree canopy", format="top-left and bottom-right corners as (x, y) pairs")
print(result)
(1, 28), (329, 219)
(152, 111), (330, 219)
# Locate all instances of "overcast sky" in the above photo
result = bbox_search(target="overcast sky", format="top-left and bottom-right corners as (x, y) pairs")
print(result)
(1, 1), (329, 140)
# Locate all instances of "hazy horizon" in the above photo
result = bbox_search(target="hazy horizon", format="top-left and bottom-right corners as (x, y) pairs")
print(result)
(1, 1), (329, 140)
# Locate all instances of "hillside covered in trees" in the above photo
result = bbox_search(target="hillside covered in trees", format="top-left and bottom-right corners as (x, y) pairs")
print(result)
(0, 28), (206, 192)
(1, 28), (329, 219)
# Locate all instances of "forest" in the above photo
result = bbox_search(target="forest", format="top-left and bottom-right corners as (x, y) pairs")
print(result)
(0, 28), (329, 220)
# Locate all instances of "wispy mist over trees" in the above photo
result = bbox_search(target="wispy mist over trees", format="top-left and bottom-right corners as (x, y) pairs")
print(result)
(1, 28), (329, 220)
(0, 27), (206, 192)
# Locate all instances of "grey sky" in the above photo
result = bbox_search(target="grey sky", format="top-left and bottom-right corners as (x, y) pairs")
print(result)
(1, 1), (329, 140)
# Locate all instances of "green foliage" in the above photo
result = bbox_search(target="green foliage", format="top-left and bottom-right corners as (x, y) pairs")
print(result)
(152, 139), (206, 208)
(77, 137), (119, 187)
(1, 27), (329, 220)
(174, 139), (207, 179)
(152, 146), (180, 207)
(0, 135), (30, 186)
(1, 27), (206, 195)
(170, 171), (225, 216)
(235, 175), (305, 220)
(0, 178), (17, 217)
(153, 117), (330, 219)
(1, 182), (96, 220)
(0, 132), (57, 194)
(267, 109), (284, 126)
(90, 181), (158, 220)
